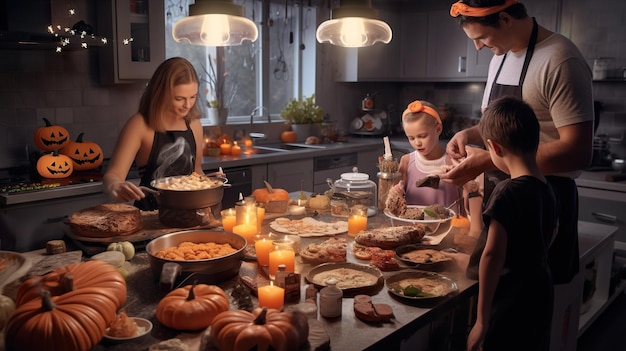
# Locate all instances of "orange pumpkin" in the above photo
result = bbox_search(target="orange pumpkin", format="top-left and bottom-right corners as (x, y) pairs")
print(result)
(36, 151), (74, 178)
(156, 282), (229, 330)
(210, 307), (309, 351)
(59, 132), (104, 171)
(33, 117), (70, 151)
(251, 181), (290, 213)
(6, 289), (117, 351)
(451, 214), (471, 235)
(16, 260), (127, 309)
(280, 130), (297, 143)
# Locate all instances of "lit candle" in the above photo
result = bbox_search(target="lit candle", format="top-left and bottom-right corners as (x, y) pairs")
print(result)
(255, 238), (274, 266)
(258, 281), (285, 310)
(220, 140), (231, 155)
(383, 136), (392, 160)
(269, 248), (295, 277)
(256, 206), (265, 234)
(348, 212), (368, 236)
(231, 141), (241, 156)
(289, 205), (306, 215)
(233, 223), (258, 242)
(221, 208), (236, 232)
(272, 235), (300, 254)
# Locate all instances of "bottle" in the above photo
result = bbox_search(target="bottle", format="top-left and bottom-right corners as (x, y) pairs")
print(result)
(319, 279), (343, 318)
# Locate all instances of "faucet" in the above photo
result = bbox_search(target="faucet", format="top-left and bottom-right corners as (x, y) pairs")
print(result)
(249, 106), (269, 145)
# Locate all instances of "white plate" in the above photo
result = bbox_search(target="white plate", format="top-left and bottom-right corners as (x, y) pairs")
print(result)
(383, 205), (454, 224)
(269, 217), (348, 237)
(104, 317), (152, 342)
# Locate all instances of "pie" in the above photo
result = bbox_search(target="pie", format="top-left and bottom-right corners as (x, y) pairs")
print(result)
(68, 203), (142, 238)
(400, 248), (451, 264)
(354, 225), (426, 250)
(308, 267), (379, 289)
(300, 237), (348, 264)
(270, 217), (348, 237)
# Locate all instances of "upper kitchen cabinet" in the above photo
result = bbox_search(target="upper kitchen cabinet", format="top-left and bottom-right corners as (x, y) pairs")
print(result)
(97, 0), (165, 84)
(425, 10), (492, 81)
(334, 9), (401, 82)
(398, 11), (428, 80)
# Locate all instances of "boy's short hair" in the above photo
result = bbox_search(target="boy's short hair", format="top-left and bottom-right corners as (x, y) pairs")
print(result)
(478, 96), (539, 155)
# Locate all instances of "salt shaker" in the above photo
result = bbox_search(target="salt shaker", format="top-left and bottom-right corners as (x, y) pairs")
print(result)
(319, 279), (343, 318)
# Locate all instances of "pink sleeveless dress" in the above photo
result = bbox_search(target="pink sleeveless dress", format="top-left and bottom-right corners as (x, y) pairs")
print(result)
(404, 151), (458, 207)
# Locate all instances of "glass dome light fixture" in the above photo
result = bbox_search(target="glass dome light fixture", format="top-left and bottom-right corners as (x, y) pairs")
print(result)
(173, 0), (258, 46)
(316, 0), (392, 48)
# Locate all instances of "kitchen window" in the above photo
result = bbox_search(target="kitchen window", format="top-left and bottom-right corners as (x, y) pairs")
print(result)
(164, 0), (318, 124)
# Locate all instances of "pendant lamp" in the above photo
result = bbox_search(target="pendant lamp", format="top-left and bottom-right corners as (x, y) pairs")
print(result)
(316, 0), (392, 48)
(173, 0), (258, 46)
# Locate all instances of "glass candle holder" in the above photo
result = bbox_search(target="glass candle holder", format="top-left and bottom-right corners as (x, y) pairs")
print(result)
(348, 207), (368, 237)
(220, 208), (236, 232)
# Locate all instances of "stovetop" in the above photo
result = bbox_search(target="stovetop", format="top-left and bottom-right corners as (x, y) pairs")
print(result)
(0, 168), (104, 195)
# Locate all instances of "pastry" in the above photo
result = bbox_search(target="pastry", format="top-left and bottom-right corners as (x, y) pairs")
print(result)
(300, 237), (348, 264)
(354, 225), (426, 250)
(69, 203), (141, 237)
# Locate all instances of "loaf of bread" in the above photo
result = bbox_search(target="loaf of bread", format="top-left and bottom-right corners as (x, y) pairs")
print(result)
(69, 203), (142, 238)
(354, 225), (426, 250)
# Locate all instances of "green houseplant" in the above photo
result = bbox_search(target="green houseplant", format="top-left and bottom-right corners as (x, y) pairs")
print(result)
(280, 94), (325, 125)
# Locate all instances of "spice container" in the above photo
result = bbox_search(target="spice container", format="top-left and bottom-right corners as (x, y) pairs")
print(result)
(377, 171), (401, 210)
(319, 279), (343, 318)
(332, 168), (377, 217)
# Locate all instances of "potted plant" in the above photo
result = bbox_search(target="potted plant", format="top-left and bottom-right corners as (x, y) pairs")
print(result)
(202, 53), (238, 125)
(280, 94), (325, 141)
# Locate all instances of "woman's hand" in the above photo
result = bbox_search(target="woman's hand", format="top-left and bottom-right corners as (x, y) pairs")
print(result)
(440, 146), (492, 186)
(107, 181), (145, 202)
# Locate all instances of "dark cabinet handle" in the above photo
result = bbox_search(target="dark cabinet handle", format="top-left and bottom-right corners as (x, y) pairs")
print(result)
(592, 212), (617, 223)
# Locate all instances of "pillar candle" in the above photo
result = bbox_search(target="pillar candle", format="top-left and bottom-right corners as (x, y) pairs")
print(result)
(256, 206), (265, 234)
(348, 213), (368, 236)
(258, 281), (284, 310)
(233, 223), (257, 242)
(272, 235), (300, 254)
(231, 141), (241, 156)
(269, 249), (295, 277)
(220, 141), (231, 155)
(221, 208), (236, 232)
(255, 238), (274, 266)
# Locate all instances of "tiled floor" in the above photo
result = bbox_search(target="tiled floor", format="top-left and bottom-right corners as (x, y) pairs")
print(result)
(577, 291), (626, 351)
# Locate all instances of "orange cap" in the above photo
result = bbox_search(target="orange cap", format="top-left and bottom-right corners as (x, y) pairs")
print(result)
(402, 100), (441, 125)
(450, 0), (518, 18)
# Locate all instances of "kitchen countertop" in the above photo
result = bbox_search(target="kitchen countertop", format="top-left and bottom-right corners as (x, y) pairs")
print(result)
(9, 216), (617, 351)
(0, 138), (384, 206)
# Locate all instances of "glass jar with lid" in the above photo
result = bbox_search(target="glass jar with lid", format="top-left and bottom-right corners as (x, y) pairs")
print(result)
(332, 167), (377, 217)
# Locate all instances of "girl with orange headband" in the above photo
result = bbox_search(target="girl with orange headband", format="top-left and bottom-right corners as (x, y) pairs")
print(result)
(392, 100), (458, 207)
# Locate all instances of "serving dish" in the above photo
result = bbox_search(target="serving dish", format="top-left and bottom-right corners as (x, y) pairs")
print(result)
(0, 251), (29, 289)
(305, 262), (383, 297)
(395, 244), (452, 270)
(385, 270), (458, 301)
(104, 317), (152, 342)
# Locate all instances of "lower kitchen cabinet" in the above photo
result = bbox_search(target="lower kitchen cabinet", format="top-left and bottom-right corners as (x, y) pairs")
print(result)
(578, 187), (626, 245)
(266, 159), (314, 193)
(0, 193), (109, 252)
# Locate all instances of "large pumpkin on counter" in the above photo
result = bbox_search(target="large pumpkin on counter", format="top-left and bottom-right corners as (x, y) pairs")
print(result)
(252, 181), (290, 213)
(5, 289), (117, 351)
(33, 117), (70, 151)
(15, 260), (127, 308)
(59, 132), (103, 171)
(36, 151), (74, 178)
(209, 307), (309, 351)
(156, 282), (229, 331)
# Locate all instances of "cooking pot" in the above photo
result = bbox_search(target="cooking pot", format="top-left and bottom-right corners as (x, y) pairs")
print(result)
(142, 175), (230, 210)
(145, 229), (246, 290)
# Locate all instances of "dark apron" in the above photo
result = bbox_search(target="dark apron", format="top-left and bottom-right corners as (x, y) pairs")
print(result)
(481, 18), (579, 284)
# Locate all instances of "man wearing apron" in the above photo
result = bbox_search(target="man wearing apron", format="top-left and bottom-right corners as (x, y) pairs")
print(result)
(445, 1), (594, 350)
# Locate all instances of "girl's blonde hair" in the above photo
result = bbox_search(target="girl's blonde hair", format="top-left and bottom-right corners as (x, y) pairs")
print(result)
(139, 57), (202, 132)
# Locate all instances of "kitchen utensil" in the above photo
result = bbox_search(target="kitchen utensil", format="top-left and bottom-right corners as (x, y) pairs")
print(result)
(142, 175), (230, 210)
(145, 230), (246, 290)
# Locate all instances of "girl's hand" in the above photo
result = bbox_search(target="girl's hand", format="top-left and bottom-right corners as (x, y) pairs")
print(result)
(440, 146), (491, 186)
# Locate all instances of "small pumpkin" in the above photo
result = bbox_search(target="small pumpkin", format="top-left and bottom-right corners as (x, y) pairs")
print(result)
(33, 117), (70, 151)
(6, 289), (117, 351)
(0, 294), (16, 331)
(210, 307), (309, 351)
(251, 181), (290, 213)
(15, 260), (127, 309)
(156, 282), (229, 331)
(36, 151), (74, 179)
(59, 132), (103, 171)
(451, 214), (471, 235)
(280, 130), (297, 143)
(107, 241), (135, 260)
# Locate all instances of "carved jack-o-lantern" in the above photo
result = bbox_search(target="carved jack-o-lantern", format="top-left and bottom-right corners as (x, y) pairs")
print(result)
(60, 132), (104, 171)
(33, 118), (70, 151)
(36, 152), (74, 179)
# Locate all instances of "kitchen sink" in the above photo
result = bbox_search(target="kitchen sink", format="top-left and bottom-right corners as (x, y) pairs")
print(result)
(255, 143), (328, 151)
